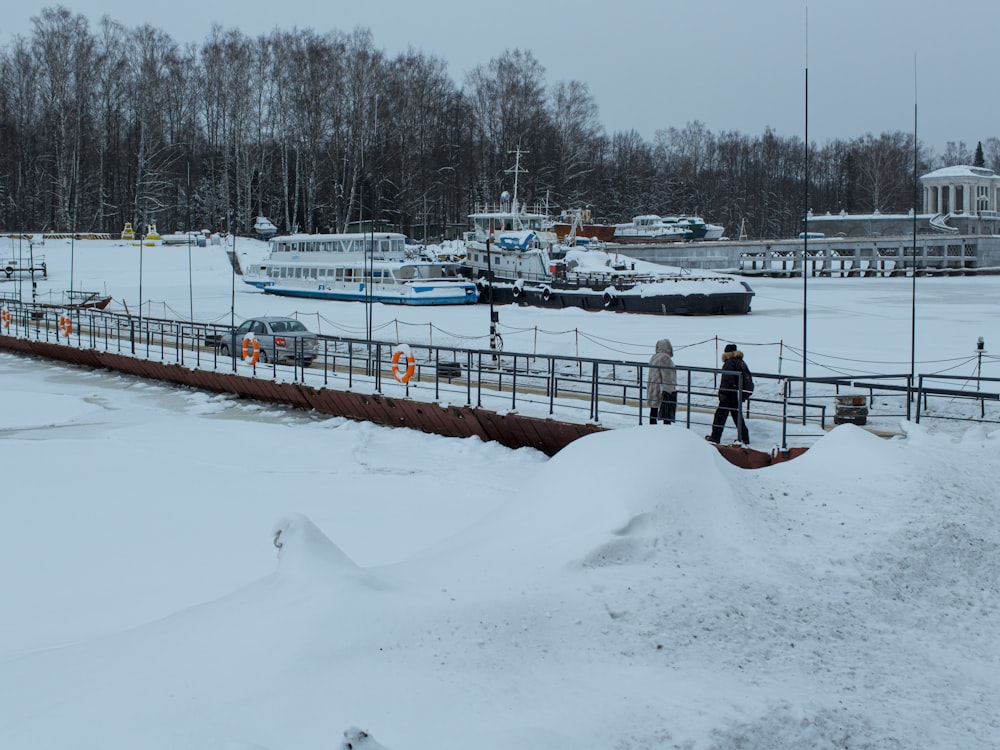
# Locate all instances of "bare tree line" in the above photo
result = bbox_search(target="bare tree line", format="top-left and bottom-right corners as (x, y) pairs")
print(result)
(2, 7), (998, 239)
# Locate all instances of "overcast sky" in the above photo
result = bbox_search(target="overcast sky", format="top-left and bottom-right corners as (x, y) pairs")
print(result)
(3, 1), (997, 155)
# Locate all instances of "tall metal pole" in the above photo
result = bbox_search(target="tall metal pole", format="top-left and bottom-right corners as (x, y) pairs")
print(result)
(486, 224), (497, 359)
(231, 230), (237, 372)
(910, 58), (919, 398)
(29, 239), (37, 305)
(187, 161), (194, 322)
(138, 232), (144, 333)
(801, 20), (809, 423)
(368, 187), (375, 345)
(17, 234), (23, 301)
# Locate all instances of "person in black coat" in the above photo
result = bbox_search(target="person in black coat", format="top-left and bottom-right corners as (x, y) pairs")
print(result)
(707, 343), (750, 444)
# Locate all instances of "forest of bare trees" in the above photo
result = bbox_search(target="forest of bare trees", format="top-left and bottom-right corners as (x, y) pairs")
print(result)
(2, 7), (998, 240)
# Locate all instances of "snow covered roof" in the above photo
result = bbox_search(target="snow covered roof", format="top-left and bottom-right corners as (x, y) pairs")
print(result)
(920, 165), (998, 181)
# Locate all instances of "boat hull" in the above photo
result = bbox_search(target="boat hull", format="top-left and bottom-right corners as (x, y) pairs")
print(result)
(475, 280), (754, 315)
(551, 222), (617, 242)
(254, 282), (478, 306)
(612, 233), (687, 244)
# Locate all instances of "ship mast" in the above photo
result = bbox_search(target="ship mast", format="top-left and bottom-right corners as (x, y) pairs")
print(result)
(505, 145), (529, 230)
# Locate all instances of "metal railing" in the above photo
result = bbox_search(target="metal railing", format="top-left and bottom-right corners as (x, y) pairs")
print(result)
(1, 299), (997, 442)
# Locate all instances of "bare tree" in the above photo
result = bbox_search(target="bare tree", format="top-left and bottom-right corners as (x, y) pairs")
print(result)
(31, 6), (95, 230)
(545, 79), (602, 209)
(465, 49), (549, 203)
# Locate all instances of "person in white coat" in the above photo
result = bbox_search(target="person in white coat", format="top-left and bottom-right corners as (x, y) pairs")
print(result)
(646, 338), (677, 424)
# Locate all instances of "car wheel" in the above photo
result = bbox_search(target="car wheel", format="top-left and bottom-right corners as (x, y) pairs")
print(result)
(220, 343), (230, 356)
(259, 349), (269, 364)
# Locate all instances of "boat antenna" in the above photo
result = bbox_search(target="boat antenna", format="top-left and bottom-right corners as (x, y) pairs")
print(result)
(505, 145), (529, 229)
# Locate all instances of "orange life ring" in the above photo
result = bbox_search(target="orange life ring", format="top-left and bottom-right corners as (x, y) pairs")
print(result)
(0, 309), (9, 328)
(242, 335), (260, 364)
(391, 348), (415, 384)
(59, 315), (72, 336)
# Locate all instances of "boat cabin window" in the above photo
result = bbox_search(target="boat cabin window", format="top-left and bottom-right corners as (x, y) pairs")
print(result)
(402, 264), (460, 279)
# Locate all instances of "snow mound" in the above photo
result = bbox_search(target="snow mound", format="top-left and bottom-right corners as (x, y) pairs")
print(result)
(272, 513), (381, 588)
(342, 726), (392, 750)
(476, 427), (757, 572)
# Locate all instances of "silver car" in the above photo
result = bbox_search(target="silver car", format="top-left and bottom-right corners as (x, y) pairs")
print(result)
(220, 317), (319, 365)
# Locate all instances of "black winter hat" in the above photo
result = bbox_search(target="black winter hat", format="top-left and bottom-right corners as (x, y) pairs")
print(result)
(724, 343), (738, 353)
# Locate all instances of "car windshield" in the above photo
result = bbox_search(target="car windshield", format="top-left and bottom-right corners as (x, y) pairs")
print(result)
(268, 320), (307, 333)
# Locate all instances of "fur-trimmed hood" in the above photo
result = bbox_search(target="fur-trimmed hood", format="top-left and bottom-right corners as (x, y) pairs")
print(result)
(722, 349), (744, 362)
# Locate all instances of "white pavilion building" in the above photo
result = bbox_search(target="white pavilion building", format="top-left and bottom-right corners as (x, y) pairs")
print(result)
(921, 165), (1000, 217)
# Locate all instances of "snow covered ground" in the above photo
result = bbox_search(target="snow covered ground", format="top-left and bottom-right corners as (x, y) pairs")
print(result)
(1, 235), (998, 749)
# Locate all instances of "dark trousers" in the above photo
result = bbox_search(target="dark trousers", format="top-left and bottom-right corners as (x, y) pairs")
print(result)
(710, 400), (749, 444)
(649, 391), (677, 424)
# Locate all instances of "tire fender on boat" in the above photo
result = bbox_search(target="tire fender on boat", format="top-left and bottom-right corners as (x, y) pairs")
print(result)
(391, 346), (416, 384)
(603, 290), (617, 308)
(242, 335), (260, 365)
(541, 285), (552, 302)
(511, 281), (523, 299)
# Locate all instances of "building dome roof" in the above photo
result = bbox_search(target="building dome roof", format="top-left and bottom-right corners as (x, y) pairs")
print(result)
(921, 165), (998, 181)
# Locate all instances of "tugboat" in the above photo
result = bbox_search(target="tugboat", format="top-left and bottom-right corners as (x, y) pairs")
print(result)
(461, 153), (753, 315)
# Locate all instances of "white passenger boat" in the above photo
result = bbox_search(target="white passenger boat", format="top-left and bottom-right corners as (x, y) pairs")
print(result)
(243, 233), (479, 305)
